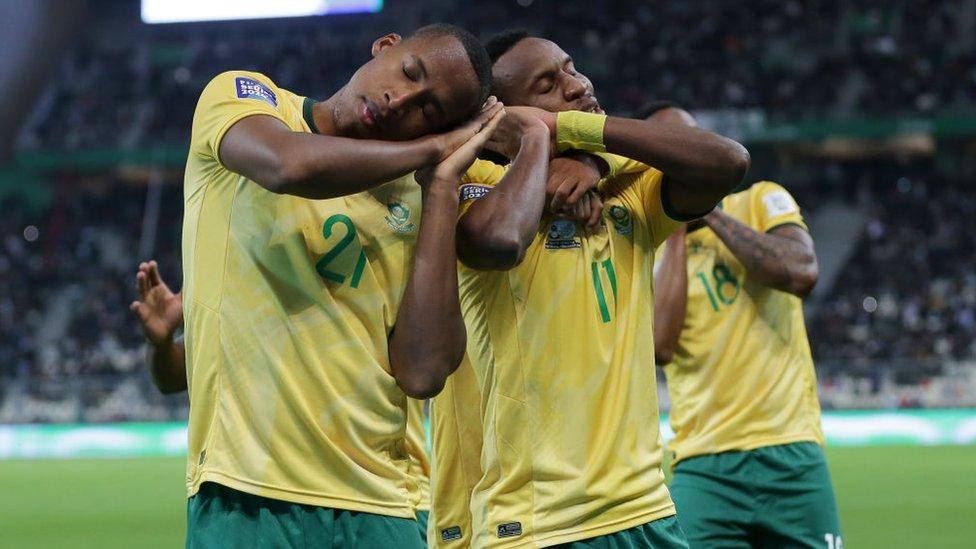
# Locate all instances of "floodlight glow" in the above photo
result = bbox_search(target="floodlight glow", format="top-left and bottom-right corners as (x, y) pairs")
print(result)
(141, 0), (382, 24)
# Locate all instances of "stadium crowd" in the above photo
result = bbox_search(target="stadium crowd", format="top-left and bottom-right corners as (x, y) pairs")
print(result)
(3, 1), (975, 421)
(2, 158), (973, 422)
(17, 0), (976, 151)
(804, 161), (976, 409)
(0, 185), (186, 423)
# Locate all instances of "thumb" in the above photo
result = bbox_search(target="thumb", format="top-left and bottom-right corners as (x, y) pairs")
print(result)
(130, 301), (150, 322)
(456, 109), (506, 156)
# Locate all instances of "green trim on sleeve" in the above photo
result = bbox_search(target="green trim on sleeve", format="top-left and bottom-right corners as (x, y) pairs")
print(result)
(303, 97), (320, 134)
(765, 221), (809, 234)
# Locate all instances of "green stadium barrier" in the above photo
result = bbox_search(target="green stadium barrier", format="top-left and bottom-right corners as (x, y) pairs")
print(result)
(2, 409), (975, 459)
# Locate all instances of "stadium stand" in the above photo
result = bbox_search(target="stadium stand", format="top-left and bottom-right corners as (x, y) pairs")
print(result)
(15, 0), (976, 151)
(2, 1), (976, 421)
(2, 158), (974, 422)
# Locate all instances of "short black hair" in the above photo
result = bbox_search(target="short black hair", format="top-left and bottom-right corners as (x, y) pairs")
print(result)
(484, 29), (532, 64)
(634, 100), (682, 120)
(410, 24), (492, 115)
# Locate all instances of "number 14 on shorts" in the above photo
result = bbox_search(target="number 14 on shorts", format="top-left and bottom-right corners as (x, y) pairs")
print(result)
(825, 532), (843, 549)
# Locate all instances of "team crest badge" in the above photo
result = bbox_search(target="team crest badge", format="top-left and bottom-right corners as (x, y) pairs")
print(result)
(385, 201), (415, 234)
(608, 205), (633, 236)
(545, 219), (581, 249)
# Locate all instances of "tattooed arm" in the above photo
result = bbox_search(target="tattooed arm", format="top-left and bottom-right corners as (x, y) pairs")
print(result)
(704, 208), (818, 297)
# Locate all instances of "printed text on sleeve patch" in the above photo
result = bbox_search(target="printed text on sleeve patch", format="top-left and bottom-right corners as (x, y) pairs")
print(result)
(235, 77), (278, 107)
(762, 190), (798, 218)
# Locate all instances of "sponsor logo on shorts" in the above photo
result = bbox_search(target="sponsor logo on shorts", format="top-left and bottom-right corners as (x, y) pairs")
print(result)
(545, 219), (581, 250)
(459, 184), (492, 201)
(235, 77), (277, 107)
(441, 526), (462, 542)
(497, 522), (522, 538)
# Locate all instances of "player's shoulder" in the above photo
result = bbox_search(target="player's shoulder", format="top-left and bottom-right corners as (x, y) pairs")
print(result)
(461, 158), (507, 186)
(747, 180), (793, 198)
(724, 180), (788, 206)
(745, 180), (801, 215)
(728, 180), (805, 232)
(199, 70), (283, 109)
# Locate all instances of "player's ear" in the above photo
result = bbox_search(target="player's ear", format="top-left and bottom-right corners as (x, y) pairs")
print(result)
(371, 33), (402, 57)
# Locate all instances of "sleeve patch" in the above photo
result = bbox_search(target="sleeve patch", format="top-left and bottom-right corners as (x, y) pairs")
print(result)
(459, 184), (492, 201)
(762, 190), (798, 218)
(235, 77), (277, 107)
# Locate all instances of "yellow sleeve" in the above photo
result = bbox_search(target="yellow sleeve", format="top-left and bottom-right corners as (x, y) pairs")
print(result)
(608, 168), (683, 248)
(750, 181), (807, 232)
(190, 71), (286, 166)
(458, 159), (507, 217)
(591, 152), (649, 178)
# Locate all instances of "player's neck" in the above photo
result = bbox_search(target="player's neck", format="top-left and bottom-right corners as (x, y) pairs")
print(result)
(311, 97), (340, 137)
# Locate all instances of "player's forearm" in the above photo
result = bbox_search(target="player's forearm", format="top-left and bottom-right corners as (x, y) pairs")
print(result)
(653, 229), (688, 365)
(390, 184), (466, 399)
(556, 112), (749, 213)
(148, 339), (187, 395)
(267, 133), (440, 199)
(457, 130), (550, 270)
(604, 116), (748, 189)
(705, 209), (818, 297)
(221, 116), (441, 199)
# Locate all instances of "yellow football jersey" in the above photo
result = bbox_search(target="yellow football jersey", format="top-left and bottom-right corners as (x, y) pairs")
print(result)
(406, 398), (431, 513)
(664, 181), (825, 465)
(453, 160), (681, 547)
(182, 70), (426, 518)
(428, 357), (484, 548)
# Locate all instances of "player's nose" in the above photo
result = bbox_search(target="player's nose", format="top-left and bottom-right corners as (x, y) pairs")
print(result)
(562, 74), (586, 101)
(386, 84), (424, 116)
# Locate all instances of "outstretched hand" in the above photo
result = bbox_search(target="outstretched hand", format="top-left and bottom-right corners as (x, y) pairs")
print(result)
(129, 260), (183, 346)
(484, 105), (554, 160)
(416, 105), (506, 190)
(429, 96), (504, 163)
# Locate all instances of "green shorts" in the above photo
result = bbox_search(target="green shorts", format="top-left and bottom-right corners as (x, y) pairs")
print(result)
(415, 509), (429, 545)
(552, 515), (688, 548)
(670, 442), (842, 548)
(186, 482), (424, 549)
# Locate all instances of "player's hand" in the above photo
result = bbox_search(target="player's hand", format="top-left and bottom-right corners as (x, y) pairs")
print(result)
(484, 106), (554, 160)
(556, 190), (603, 231)
(428, 97), (503, 162)
(546, 154), (604, 214)
(416, 108), (506, 190)
(130, 260), (183, 346)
